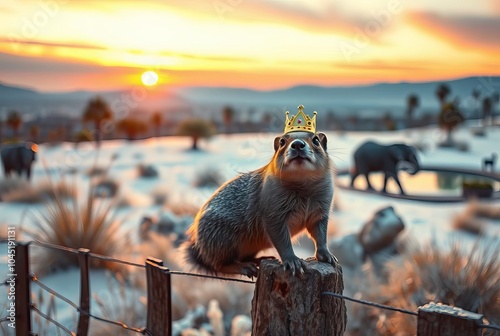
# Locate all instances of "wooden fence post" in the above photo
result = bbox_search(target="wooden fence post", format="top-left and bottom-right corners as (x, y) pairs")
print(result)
(146, 257), (172, 336)
(15, 242), (32, 336)
(417, 302), (483, 336)
(77, 248), (90, 336)
(252, 259), (346, 335)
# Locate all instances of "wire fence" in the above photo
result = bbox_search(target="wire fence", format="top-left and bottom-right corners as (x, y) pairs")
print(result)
(1, 239), (499, 335)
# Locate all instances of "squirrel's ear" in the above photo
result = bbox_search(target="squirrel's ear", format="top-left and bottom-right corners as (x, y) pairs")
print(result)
(316, 132), (327, 150)
(274, 136), (281, 151)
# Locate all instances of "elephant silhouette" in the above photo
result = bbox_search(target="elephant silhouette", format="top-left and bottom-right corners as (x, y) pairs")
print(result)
(351, 141), (419, 195)
(1, 142), (38, 180)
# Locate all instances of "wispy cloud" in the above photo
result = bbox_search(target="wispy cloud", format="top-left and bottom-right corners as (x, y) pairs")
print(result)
(407, 11), (500, 52)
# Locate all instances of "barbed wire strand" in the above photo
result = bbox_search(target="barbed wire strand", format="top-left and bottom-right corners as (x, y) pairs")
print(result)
(478, 323), (500, 332)
(31, 276), (148, 335)
(30, 240), (79, 254)
(22, 239), (254, 283)
(31, 305), (75, 336)
(88, 253), (145, 269)
(170, 271), (256, 284)
(322, 292), (418, 317)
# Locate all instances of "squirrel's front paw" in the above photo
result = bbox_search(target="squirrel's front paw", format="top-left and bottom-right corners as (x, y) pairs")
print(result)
(282, 256), (305, 276)
(315, 248), (338, 265)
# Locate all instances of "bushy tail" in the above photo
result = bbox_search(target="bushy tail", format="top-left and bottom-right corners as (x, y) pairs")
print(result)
(180, 240), (217, 275)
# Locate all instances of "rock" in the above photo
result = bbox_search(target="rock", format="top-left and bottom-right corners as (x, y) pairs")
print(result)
(358, 206), (404, 254)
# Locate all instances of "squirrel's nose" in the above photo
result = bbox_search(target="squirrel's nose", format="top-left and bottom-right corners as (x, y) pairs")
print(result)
(290, 139), (306, 150)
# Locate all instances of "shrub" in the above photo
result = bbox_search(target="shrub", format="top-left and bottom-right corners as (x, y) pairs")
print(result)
(137, 164), (159, 178)
(176, 119), (216, 150)
(1, 179), (75, 203)
(27, 183), (130, 275)
(193, 167), (225, 188)
(379, 239), (500, 335)
(74, 129), (95, 143)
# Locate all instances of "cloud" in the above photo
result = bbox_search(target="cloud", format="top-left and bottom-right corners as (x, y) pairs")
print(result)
(407, 11), (500, 52)
(0, 38), (107, 51)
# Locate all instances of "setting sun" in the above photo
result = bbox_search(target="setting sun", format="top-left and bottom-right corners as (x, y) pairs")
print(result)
(141, 71), (159, 86)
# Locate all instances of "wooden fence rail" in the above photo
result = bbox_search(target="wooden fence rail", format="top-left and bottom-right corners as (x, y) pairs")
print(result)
(5, 240), (498, 336)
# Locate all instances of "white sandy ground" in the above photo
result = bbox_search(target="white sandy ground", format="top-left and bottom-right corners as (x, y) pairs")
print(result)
(0, 121), (498, 334)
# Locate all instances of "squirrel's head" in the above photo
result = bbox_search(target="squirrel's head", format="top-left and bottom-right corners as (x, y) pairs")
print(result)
(271, 131), (330, 180)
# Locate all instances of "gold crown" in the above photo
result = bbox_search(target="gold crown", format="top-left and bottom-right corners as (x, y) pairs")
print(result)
(284, 105), (317, 134)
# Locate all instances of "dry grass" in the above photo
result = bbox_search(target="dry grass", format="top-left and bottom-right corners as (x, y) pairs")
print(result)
(452, 212), (486, 234)
(193, 168), (225, 188)
(26, 182), (130, 275)
(467, 200), (500, 219)
(165, 201), (200, 217)
(135, 232), (253, 324)
(0, 179), (76, 203)
(90, 272), (146, 336)
(377, 238), (500, 335)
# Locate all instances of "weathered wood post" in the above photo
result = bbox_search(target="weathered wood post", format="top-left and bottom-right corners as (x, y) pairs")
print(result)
(15, 242), (32, 336)
(252, 259), (346, 335)
(77, 248), (90, 336)
(146, 257), (172, 336)
(417, 302), (483, 336)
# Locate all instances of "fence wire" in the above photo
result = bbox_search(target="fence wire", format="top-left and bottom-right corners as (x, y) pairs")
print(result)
(322, 291), (418, 316)
(3, 239), (498, 335)
(31, 275), (148, 335)
(31, 305), (76, 336)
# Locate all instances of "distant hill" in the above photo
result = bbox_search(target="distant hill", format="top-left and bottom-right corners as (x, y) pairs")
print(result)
(0, 83), (192, 119)
(1, 76), (498, 118)
(180, 76), (500, 115)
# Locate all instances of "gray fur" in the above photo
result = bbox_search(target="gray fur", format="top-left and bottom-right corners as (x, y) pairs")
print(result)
(1, 142), (37, 180)
(182, 132), (336, 277)
(350, 141), (419, 195)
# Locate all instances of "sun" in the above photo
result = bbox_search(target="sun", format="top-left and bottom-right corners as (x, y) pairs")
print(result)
(141, 70), (159, 86)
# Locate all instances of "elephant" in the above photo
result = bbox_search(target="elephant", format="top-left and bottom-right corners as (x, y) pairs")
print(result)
(350, 141), (419, 195)
(0, 142), (38, 180)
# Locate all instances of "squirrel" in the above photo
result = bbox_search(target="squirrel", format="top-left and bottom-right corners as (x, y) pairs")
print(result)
(181, 107), (336, 277)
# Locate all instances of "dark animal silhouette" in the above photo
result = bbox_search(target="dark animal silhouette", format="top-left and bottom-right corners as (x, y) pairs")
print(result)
(482, 153), (497, 172)
(0, 142), (37, 180)
(351, 141), (419, 195)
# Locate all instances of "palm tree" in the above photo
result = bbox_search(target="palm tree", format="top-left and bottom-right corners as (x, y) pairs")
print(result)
(436, 84), (451, 106)
(151, 112), (163, 137)
(177, 119), (216, 150)
(7, 110), (22, 138)
(82, 96), (113, 142)
(116, 118), (148, 141)
(222, 106), (234, 134)
(406, 94), (419, 128)
(439, 101), (464, 145)
(482, 97), (492, 126)
(472, 88), (481, 118)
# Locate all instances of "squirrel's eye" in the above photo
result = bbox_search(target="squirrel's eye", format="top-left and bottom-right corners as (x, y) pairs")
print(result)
(279, 138), (286, 147)
(312, 137), (321, 146)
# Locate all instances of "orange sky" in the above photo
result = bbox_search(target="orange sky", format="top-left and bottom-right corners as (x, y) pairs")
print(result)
(0, 0), (499, 91)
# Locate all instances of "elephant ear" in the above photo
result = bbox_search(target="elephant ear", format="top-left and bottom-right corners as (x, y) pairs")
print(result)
(389, 146), (404, 161)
